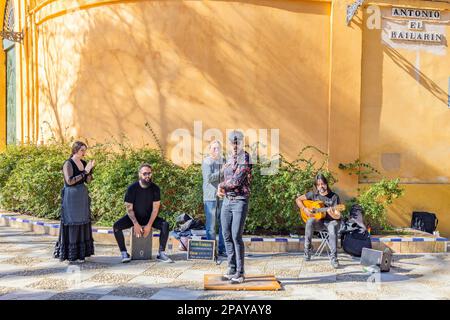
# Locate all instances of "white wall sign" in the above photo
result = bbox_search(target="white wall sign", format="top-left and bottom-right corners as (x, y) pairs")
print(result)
(389, 31), (443, 42)
(408, 20), (424, 30)
(391, 7), (441, 20)
(389, 7), (445, 44)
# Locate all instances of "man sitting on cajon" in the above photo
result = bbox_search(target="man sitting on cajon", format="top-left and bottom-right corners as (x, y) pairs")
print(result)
(113, 163), (173, 263)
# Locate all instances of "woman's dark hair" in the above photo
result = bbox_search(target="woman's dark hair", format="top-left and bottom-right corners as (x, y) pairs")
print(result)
(71, 141), (87, 156)
(314, 173), (329, 191)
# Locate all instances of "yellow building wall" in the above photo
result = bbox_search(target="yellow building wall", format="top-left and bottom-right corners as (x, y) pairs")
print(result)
(35, 0), (332, 162)
(327, 0), (362, 199)
(1, 0), (449, 235)
(361, 3), (450, 183)
(360, 1), (450, 235)
(387, 185), (450, 237)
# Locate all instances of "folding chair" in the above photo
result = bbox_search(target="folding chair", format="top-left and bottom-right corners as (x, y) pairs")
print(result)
(314, 230), (332, 258)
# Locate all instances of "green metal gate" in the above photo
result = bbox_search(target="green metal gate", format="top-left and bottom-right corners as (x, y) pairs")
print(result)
(3, 0), (17, 145)
(5, 45), (16, 145)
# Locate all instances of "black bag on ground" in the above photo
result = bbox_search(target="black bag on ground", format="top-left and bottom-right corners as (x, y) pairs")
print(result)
(342, 230), (372, 257)
(339, 204), (372, 257)
(174, 213), (205, 232)
(176, 213), (192, 225)
(173, 213), (205, 251)
(411, 211), (438, 234)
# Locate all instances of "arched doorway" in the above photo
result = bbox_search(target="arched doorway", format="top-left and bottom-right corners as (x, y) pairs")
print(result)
(2, 0), (16, 145)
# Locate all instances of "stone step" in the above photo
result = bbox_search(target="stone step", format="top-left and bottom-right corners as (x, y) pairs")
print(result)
(0, 211), (447, 254)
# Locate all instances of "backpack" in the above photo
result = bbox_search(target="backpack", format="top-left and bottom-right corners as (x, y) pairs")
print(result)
(340, 204), (372, 257)
(411, 212), (438, 234)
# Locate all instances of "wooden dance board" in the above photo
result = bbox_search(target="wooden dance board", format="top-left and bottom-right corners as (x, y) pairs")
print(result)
(204, 274), (282, 291)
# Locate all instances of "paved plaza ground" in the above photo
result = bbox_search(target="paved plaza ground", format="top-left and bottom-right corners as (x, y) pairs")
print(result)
(0, 225), (449, 300)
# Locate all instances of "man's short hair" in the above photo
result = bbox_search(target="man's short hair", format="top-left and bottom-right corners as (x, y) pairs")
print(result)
(228, 130), (244, 143)
(138, 163), (152, 173)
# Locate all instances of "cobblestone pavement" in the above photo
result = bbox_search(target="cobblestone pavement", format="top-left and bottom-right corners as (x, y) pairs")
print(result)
(0, 226), (449, 300)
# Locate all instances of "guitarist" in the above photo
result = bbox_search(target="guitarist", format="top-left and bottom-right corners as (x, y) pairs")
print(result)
(295, 174), (341, 268)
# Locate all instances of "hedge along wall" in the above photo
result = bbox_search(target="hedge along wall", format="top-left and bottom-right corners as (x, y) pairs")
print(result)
(0, 143), (402, 234)
(0, 143), (202, 229)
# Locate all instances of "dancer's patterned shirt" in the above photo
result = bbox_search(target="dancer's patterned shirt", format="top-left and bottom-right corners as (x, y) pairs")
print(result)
(219, 150), (252, 199)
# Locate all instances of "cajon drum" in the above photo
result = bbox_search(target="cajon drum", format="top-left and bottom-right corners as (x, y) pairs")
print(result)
(130, 228), (153, 260)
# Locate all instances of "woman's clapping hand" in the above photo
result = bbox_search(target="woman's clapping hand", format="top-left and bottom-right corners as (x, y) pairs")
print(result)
(85, 160), (96, 174)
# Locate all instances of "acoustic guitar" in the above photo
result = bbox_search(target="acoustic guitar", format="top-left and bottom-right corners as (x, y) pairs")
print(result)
(299, 200), (345, 224)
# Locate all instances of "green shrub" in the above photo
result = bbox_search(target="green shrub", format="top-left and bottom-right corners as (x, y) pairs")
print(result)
(247, 146), (336, 234)
(344, 179), (404, 230)
(0, 144), (68, 219)
(0, 143), (403, 234)
(339, 160), (404, 229)
(89, 145), (203, 228)
(0, 144), (48, 190)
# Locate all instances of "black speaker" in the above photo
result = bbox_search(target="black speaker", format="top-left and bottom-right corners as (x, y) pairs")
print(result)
(360, 247), (392, 272)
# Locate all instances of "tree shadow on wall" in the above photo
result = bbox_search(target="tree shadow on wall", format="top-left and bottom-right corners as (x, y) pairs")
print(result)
(56, 0), (332, 154)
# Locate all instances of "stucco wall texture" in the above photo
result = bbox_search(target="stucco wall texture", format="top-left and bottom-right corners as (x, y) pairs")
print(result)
(2, 0), (450, 235)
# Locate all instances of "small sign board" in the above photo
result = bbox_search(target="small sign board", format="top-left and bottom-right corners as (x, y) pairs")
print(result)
(187, 239), (215, 261)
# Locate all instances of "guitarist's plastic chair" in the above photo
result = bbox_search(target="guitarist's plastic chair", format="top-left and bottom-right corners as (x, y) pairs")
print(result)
(314, 230), (332, 258)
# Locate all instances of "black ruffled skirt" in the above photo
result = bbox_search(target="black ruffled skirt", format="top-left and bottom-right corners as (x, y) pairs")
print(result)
(53, 184), (95, 261)
(54, 222), (95, 261)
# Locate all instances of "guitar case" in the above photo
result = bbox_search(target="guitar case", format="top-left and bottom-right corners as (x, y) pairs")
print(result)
(339, 204), (372, 257)
(342, 230), (372, 257)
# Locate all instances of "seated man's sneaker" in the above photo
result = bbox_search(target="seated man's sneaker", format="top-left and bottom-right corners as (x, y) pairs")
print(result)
(218, 251), (227, 258)
(156, 251), (174, 263)
(331, 258), (339, 269)
(230, 273), (245, 284)
(121, 251), (131, 263)
(222, 269), (236, 281)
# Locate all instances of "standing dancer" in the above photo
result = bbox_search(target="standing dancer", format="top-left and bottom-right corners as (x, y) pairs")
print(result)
(218, 130), (252, 284)
(54, 141), (95, 262)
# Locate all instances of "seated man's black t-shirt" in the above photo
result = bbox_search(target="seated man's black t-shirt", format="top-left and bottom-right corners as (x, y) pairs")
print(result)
(124, 181), (161, 224)
(305, 190), (340, 221)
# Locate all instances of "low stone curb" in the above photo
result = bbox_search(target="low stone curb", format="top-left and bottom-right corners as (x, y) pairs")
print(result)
(0, 212), (447, 254)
